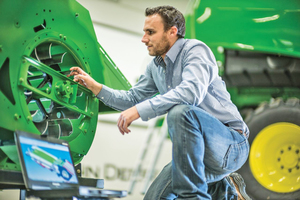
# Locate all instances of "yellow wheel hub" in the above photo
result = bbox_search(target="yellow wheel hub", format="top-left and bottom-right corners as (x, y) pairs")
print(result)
(250, 122), (300, 193)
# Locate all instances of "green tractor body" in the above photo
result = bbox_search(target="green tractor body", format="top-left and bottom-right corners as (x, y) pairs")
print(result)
(0, 0), (130, 173)
(185, 0), (300, 199)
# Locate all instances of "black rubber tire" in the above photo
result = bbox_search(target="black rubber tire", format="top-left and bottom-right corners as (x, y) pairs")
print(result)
(237, 98), (300, 200)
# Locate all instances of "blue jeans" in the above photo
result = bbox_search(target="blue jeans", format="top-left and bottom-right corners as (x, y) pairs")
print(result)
(144, 105), (249, 200)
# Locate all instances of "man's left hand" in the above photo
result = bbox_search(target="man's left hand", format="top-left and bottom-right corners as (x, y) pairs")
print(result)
(117, 106), (140, 135)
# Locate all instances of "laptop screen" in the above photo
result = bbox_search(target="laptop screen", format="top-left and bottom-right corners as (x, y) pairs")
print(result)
(15, 130), (79, 190)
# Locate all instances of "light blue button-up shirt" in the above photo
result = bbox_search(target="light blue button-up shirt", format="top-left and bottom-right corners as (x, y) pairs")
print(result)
(97, 38), (249, 135)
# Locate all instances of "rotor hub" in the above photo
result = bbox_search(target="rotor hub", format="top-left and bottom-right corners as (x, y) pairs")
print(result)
(55, 80), (76, 103)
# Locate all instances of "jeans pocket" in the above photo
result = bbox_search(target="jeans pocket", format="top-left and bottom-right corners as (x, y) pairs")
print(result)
(222, 140), (249, 171)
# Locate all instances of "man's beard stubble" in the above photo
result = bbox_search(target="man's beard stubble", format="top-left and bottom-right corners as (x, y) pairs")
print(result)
(149, 35), (171, 57)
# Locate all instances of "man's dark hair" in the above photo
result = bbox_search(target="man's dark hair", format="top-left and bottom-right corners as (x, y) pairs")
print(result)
(145, 5), (185, 38)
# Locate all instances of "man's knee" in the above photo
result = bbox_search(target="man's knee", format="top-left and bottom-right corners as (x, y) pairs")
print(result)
(167, 105), (212, 134)
(167, 104), (191, 124)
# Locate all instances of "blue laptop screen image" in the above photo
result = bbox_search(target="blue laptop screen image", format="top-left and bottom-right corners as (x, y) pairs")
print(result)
(18, 135), (78, 188)
(16, 131), (127, 198)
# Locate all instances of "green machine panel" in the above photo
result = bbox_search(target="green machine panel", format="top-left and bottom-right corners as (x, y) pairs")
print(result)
(0, 0), (131, 171)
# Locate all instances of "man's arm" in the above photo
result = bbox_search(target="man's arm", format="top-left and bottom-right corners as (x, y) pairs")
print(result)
(97, 64), (158, 112)
(68, 66), (157, 135)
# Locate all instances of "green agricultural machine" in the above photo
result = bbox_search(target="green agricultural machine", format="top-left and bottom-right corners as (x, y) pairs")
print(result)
(0, 0), (130, 185)
(185, 0), (300, 199)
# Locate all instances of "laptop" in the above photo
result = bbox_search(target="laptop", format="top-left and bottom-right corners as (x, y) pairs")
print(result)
(15, 130), (127, 199)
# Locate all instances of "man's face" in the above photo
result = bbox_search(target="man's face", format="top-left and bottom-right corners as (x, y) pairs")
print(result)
(142, 14), (171, 58)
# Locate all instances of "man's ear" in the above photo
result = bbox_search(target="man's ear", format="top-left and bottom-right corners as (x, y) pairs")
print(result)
(169, 26), (178, 37)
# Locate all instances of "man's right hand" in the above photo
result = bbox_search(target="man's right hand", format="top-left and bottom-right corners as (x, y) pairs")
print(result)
(67, 66), (103, 95)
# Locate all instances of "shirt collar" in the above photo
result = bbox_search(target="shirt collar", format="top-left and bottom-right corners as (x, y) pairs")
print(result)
(154, 38), (186, 67)
(154, 56), (165, 67)
(166, 38), (185, 63)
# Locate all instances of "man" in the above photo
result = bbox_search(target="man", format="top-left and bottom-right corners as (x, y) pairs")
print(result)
(69, 6), (251, 200)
